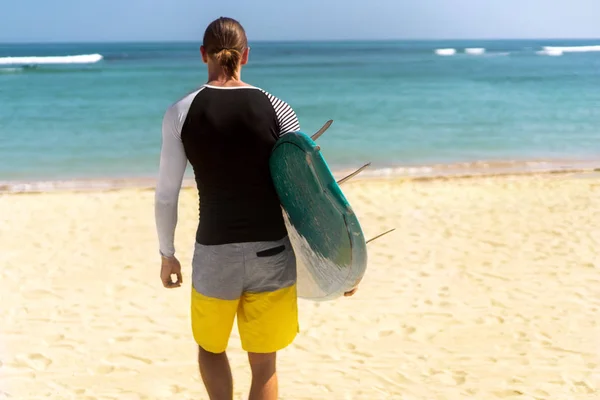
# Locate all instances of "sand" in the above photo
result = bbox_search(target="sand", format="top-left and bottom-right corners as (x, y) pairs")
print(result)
(1, 173), (599, 399)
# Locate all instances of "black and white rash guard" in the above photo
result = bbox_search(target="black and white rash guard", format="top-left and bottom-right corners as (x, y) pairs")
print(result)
(155, 84), (301, 257)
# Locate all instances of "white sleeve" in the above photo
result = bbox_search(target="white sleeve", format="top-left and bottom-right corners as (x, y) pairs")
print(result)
(154, 106), (188, 258)
(261, 90), (301, 136)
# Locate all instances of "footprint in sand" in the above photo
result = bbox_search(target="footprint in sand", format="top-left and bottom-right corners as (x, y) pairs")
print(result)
(532, 389), (550, 397)
(291, 343), (309, 352)
(451, 371), (467, 385)
(354, 350), (373, 358)
(43, 334), (65, 344)
(570, 380), (596, 394)
(513, 331), (528, 340)
(15, 353), (52, 371)
(126, 301), (147, 311)
(438, 286), (450, 298)
(24, 289), (63, 300)
(95, 364), (116, 375)
(475, 315), (505, 325)
(401, 325), (416, 335)
(493, 389), (525, 397)
(52, 343), (76, 351)
(395, 372), (415, 385)
(106, 353), (153, 366)
(157, 384), (186, 396)
(109, 335), (133, 343)
(343, 343), (357, 351)
(431, 370), (467, 386)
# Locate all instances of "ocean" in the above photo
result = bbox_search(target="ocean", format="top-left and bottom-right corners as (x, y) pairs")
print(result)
(1, 40), (599, 190)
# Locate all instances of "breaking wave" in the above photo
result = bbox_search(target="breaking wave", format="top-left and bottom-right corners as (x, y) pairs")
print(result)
(0, 53), (103, 66)
(435, 48), (457, 56)
(465, 48), (486, 55)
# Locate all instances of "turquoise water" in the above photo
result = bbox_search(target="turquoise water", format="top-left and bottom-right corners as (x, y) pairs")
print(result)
(1, 40), (600, 185)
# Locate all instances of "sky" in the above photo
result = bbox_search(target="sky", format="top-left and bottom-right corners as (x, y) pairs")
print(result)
(1, 0), (600, 43)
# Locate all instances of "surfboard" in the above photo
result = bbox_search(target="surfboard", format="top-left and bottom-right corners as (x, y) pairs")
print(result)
(269, 129), (368, 301)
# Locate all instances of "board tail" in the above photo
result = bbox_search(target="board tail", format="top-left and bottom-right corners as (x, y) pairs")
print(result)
(366, 228), (396, 245)
(337, 162), (371, 185)
(311, 120), (334, 141)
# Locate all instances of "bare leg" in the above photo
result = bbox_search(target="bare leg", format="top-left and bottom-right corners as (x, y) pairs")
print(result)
(248, 352), (278, 400)
(198, 346), (233, 400)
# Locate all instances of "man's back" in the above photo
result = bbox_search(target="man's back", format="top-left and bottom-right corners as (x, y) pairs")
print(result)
(161, 84), (301, 246)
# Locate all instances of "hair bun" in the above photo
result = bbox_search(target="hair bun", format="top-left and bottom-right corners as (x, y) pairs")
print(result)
(203, 17), (248, 78)
(213, 48), (242, 77)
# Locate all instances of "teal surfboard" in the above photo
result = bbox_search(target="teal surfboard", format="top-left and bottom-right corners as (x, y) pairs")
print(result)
(270, 131), (368, 301)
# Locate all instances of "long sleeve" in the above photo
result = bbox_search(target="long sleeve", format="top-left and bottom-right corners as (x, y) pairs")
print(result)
(260, 90), (301, 136)
(154, 106), (187, 257)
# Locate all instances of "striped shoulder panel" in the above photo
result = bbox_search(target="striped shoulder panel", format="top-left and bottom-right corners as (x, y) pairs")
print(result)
(259, 90), (301, 136)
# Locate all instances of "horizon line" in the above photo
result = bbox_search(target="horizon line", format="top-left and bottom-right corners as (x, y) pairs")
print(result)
(2, 37), (600, 46)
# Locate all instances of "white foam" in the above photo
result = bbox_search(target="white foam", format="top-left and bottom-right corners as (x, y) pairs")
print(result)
(465, 48), (486, 55)
(537, 49), (563, 56)
(329, 159), (600, 181)
(542, 45), (600, 53)
(435, 48), (456, 56)
(0, 54), (103, 66)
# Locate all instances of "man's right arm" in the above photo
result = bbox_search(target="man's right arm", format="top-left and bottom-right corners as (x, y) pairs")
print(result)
(154, 106), (187, 258)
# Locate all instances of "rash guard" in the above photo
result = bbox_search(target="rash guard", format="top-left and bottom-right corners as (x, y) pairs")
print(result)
(155, 84), (300, 257)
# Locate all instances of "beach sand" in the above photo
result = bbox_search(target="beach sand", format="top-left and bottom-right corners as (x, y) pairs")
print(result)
(1, 173), (599, 399)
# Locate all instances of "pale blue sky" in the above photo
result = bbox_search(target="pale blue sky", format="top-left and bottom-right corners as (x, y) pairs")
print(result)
(1, 0), (599, 43)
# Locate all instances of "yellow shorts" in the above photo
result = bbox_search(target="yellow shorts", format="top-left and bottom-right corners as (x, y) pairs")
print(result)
(190, 236), (299, 354)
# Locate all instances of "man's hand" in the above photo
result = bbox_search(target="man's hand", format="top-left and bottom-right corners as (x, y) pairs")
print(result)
(160, 255), (182, 289)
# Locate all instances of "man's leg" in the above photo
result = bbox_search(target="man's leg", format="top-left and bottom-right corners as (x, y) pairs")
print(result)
(198, 346), (233, 400)
(190, 241), (245, 400)
(238, 237), (299, 400)
(248, 352), (277, 400)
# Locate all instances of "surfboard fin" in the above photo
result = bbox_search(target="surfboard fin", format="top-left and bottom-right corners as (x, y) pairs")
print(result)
(337, 162), (371, 185)
(311, 119), (333, 141)
(366, 228), (396, 245)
